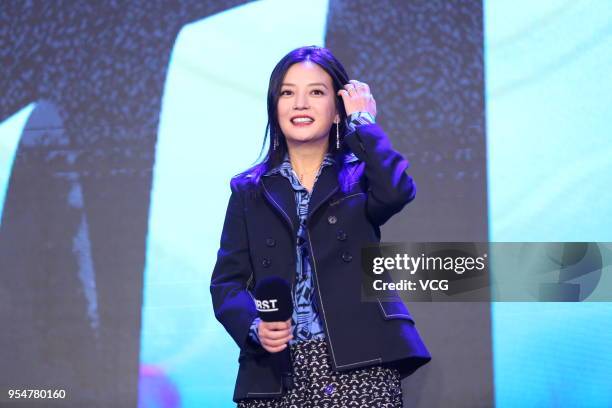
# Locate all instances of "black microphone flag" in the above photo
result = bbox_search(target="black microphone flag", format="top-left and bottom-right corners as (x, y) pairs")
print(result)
(254, 276), (293, 322)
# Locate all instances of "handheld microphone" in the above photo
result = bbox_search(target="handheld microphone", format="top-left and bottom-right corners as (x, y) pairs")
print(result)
(254, 277), (294, 390)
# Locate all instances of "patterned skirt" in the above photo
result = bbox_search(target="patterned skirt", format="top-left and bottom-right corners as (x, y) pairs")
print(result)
(237, 339), (403, 408)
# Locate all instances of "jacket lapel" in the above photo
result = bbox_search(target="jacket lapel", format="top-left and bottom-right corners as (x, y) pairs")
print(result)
(260, 160), (343, 230)
(260, 174), (299, 234)
(308, 164), (339, 219)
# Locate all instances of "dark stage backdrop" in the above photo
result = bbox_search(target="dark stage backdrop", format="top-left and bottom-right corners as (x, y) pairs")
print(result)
(0, 1), (490, 407)
(326, 2), (491, 405)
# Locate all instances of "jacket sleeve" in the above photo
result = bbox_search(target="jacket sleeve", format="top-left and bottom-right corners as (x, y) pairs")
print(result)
(343, 123), (416, 226)
(210, 178), (265, 355)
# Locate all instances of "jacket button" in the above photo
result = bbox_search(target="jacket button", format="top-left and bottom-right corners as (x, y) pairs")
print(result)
(261, 258), (271, 268)
(341, 252), (352, 262)
(336, 230), (347, 241)
(266, 238), (276, 247)
(324, 384), (335, 395)
(327, 215), (337, 224)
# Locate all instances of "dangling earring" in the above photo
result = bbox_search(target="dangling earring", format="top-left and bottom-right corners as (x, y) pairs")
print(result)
(273, 136), (279, 151)
(335, 121), (340, 149)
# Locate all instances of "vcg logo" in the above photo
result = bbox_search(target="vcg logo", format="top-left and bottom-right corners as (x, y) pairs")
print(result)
(255, 298), (279, 312)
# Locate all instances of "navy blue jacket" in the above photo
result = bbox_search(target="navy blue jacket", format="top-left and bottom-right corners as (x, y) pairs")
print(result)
(210, 124), (431, 402)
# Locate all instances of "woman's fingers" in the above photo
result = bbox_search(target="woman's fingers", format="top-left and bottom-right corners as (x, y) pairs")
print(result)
(258, 319), (293, 352)
(260, 327), (292, 340)
(348, 79), (370, 94)
(337, 89), (350, 106)
(262, 336), (292, 348)
(260, 330), (292, 351)
(345, 82), (357, 96)
(263, 343), (288, 353)
(342, 80), (372, 99)
(338, 80), (376, 117)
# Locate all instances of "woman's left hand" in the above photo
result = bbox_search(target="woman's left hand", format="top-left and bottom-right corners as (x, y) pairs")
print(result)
(337, 80), (377, 118)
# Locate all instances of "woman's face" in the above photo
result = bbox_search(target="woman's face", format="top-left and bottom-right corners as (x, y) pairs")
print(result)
(277, 61), (339, 148)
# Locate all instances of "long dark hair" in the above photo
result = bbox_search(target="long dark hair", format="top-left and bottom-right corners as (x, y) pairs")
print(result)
(240, 46), (354, 192)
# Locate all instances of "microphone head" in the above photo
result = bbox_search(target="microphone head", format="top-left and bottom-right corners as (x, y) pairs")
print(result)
(254, 276), (293, 322)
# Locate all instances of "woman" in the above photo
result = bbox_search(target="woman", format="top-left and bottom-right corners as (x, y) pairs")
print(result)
(210, 46), (430, 407)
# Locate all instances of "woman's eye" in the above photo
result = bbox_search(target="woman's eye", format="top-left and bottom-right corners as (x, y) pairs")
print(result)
(280, 90), (292, 96)
(312, 89), (324, 95)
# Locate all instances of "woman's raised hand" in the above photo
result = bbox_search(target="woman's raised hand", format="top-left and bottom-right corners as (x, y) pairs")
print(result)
(258, 318), (293, 353)
(337, 79), (377, 118)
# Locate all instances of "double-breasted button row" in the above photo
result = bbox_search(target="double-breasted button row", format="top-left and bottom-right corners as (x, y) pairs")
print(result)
(263, 238), (275, 268)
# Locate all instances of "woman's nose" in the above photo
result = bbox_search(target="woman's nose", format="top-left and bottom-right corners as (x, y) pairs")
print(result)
(293, 92), (309, 109)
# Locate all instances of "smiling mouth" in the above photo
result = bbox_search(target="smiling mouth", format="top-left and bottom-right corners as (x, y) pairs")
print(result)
(291, 116), (314, 126)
